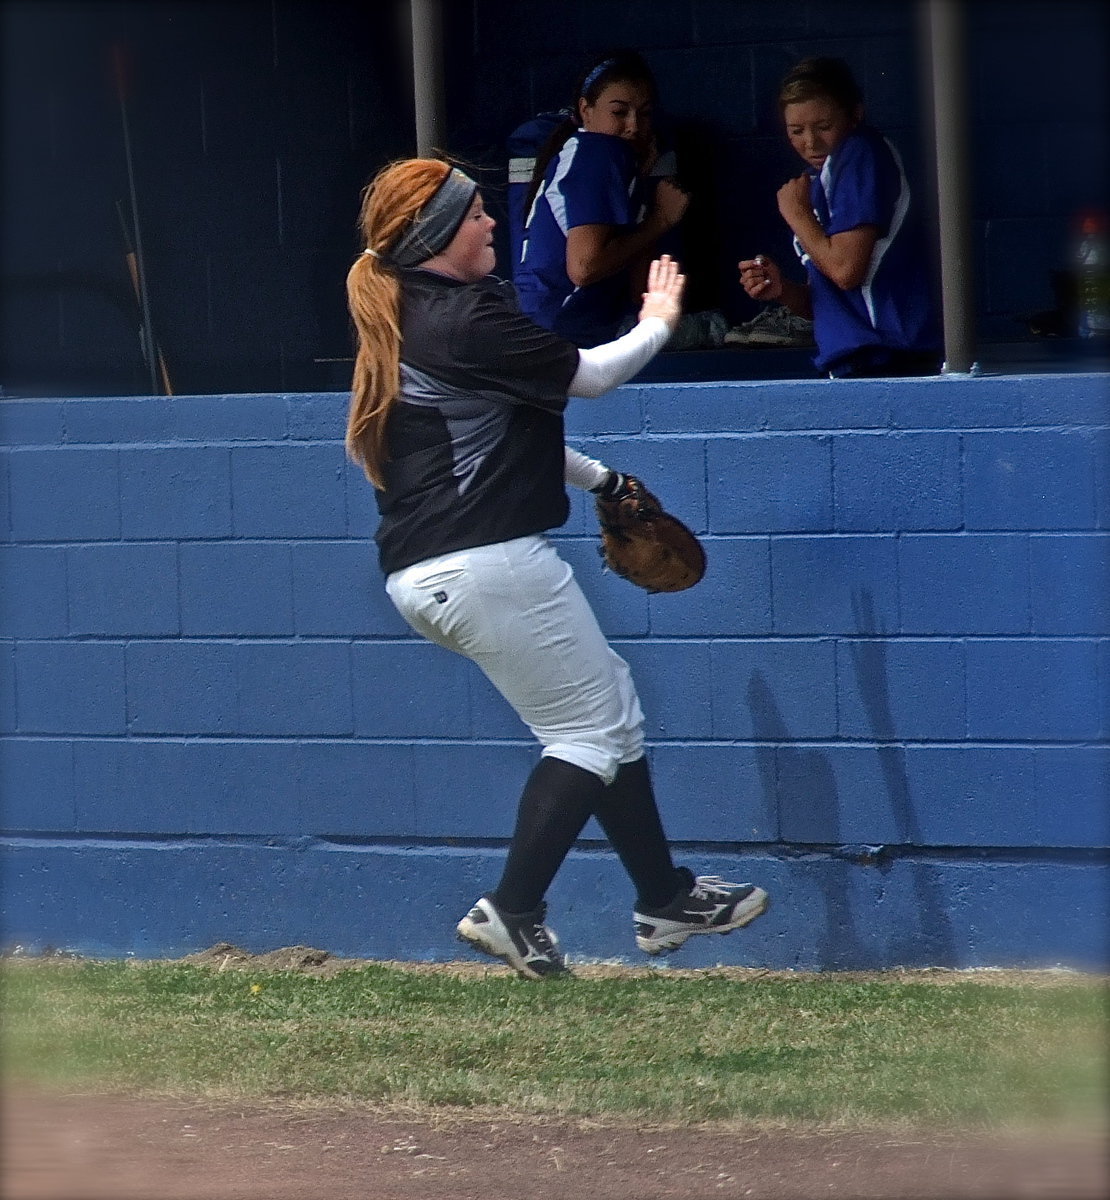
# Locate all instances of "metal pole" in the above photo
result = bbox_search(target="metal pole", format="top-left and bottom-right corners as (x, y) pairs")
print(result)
(925, 0), (977, 374)
(410, 0), (445, 156)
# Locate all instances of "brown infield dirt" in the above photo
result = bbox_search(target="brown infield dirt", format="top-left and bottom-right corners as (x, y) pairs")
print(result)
(3, 945), (1107, 1200)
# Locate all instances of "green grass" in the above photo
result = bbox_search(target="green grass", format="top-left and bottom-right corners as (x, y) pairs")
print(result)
(3, 960), (1106, 1130)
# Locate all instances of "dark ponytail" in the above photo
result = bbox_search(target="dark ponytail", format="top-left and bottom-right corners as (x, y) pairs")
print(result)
(524, 49), (658, 214)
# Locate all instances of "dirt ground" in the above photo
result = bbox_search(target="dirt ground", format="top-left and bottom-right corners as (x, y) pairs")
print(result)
(4, 947), (1107, 1200)
(5, 1087), (1107, 1200)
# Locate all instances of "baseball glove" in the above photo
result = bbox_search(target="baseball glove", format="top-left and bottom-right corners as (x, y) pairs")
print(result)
(595, 475), (706, 593)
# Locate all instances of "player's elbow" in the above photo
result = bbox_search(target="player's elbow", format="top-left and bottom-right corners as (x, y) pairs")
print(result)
(829, 262), (868, 292)
(567, 257), (601, 288)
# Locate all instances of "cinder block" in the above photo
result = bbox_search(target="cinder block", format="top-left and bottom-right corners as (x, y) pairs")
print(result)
(966, 638), (1099, 740)
(126, 640), (237, 734)
(466, 667), (529, 740)
(63, 397), (175, 444)
(0, 399), (64, 445)
(67, 543), (180, 636)
(903, 747), (1039, 846)
(0, 546), (68, 637)
(0, 737), (75, 830)
(173, 394), (287, 442)
(778, 744), (913, 845)
(650, 744), (775, 841)
(1100, 639), (1110, 738)
(0, 451), (8, 536)
(899, 534), (1029, 635)
(232, 444), (347, 538)
(351, 642), (471, 738)
(835, 432), (961, 532)
(292, 541), (409, 636)
(964, 431), (1096, 530)
(119, 446), (232, 539)
(295, 741), (417, 836)
(643, 382), (769, 435)
(554, 537), (650, 637)
(944, 859), (1109, 971)
(412, 742), (536, 837)
(16, 642), (126, 734)
(563, 385), (642, 438)
(1035, 747), (1110, 848)
(888, 376), (1021, 429)
(770, 378), (895, 431)
(772, 535), (898, 635)
(713, 639), (837, 739)
(837, 639), (966, 740)
(182, 740), (300, 834)
(74, 739), (197, 834)
(287, 393), (346, 440)
(582, 436), (707, 529)
(345, 460), (380, 539)
(236, 641), (353, 736)
(0, 641), (14, 732)
(1094, 430), (1109, 530)
(1018, 374), (1110, 425)
(179, 542), (293, 636)
(9, 448), (120, 541)
(616, 640), (713, 738)
(1030, 535), (1110, 635)
(707, 433), (833, 532)
(652, 536), (771, 636)
(558, 474), (593, 536)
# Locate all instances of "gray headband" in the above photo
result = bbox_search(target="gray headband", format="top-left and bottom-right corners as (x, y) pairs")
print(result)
(385, 167), (478, 267)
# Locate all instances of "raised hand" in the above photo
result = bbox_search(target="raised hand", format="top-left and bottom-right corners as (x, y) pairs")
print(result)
(638, 254), (686, 327)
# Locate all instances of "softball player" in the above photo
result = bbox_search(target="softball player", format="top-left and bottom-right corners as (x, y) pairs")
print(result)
(346, 158), (768, 979)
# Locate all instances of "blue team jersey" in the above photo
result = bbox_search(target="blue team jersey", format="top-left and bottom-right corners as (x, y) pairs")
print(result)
(794, 124), (939, 371)
(515, 131), (645, 347)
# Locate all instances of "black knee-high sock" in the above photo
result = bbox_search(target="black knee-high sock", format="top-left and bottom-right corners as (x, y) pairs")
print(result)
(592, 756), (686, 910)
(492, 757), (605, 914)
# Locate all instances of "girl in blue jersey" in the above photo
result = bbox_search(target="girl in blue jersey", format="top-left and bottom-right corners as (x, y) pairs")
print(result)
(739, 57), (941, 378)
(515, 52), (690, 347)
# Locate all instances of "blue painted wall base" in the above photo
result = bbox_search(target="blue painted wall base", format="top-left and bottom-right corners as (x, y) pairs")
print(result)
(2, 840), (1106, 971)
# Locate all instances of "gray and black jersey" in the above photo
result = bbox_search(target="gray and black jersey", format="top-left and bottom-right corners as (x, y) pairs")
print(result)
(374, 269), (579, 577)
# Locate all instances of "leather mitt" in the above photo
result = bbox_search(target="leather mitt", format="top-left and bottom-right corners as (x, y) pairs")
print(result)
(595, 475), (706, 593)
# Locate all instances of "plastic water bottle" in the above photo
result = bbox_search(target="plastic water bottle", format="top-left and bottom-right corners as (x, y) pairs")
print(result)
(1076, 212), (1109, 338)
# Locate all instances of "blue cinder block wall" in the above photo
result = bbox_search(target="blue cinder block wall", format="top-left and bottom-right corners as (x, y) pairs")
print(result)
(2, 375), (1108, 970)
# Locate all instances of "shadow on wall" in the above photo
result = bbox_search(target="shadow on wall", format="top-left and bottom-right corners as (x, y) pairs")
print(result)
(847, 589), (957, 969)
(748, 589), (956, 970)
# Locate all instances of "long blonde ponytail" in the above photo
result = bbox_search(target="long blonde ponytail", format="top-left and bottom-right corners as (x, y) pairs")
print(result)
(345, 158), (451, 488)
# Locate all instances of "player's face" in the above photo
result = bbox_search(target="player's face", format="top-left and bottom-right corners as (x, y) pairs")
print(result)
(578, 80), (653, 155)
(438, 193), (497, 282)
(783, 97), (861, 171)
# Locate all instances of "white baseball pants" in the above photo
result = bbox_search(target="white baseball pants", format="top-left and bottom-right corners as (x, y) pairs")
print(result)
(385, 534), (644, 784)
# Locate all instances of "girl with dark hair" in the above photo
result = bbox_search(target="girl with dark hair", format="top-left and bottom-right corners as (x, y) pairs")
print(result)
(345, 158), (768, 980)
(739, 56), (941, 378)
(514, 52), (691, 347)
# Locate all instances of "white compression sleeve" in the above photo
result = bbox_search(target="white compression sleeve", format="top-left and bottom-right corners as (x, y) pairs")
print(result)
(564, 446), (610, 492)
(567, 316), (671, 398)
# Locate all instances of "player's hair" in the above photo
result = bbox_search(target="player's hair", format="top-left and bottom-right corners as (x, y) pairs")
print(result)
(778, 56), (864, 114)
(345, 157), (451, 488)
(525, 50), (657, 214)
